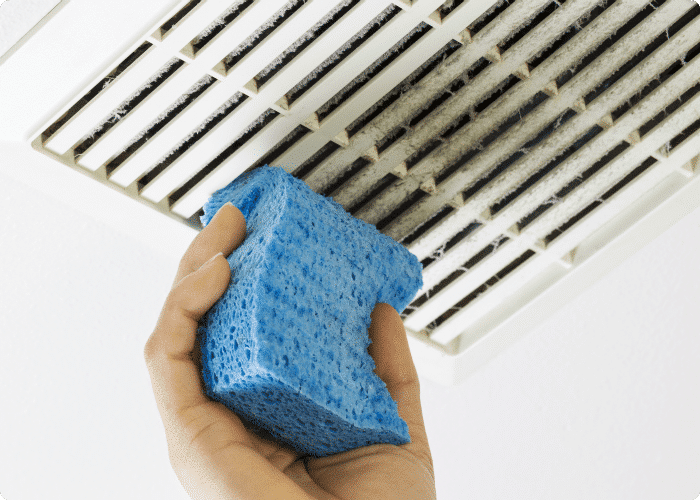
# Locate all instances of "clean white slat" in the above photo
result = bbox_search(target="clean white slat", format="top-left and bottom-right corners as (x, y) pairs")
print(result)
(663, 127), (700, 171)
(137, 96), (263, 204)
(405, 234), (529, 334)
(109, 0), (292, 188)
(42, 0), (240, 155)
(44, 48), (178, 155)
(83, 0), (292, 174)
(107, 77), (227, 188)
(172, 0), (455, 217)
(77, 62), (208, 171)
(222, 0), (343, 83)
(187, 0), (290, 65)
(138, 0), (392, 202)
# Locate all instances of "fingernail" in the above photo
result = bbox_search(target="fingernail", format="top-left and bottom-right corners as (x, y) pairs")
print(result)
(214, 202), (234, 221)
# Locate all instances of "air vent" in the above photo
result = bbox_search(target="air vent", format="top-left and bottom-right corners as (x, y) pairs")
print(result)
(32, 0), (700, 385)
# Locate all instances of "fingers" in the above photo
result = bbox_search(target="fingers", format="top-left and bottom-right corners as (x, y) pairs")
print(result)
(171, 202), (247, 289)
(178, 441), (316, 500)
(144, 202), (317, 499)
(145, 254), (230, 420)
(367, 303), (433, 463)
(144, 202), (246, 432)
(368, 303), (420, 387)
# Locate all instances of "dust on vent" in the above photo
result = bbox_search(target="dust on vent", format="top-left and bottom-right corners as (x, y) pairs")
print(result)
(32, 0), (700, 385)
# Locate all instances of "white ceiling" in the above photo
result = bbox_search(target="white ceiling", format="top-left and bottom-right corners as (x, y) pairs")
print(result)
(0, 0), (184, 142)
(0, 0), (61, 58)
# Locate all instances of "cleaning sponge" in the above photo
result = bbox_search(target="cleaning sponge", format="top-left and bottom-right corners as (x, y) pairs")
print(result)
(197, 165), (423, 458)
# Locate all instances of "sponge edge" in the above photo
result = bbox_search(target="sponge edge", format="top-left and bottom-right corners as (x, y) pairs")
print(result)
(197, 165), (423, 458)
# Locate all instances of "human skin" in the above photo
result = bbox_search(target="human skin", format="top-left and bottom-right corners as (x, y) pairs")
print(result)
(144, 202), (436, 499)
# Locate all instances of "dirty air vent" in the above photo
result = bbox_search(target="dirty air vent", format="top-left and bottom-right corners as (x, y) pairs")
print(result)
(32, 0), (700, 386)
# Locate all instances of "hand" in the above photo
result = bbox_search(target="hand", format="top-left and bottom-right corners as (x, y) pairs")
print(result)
(144, 202), (436, 500)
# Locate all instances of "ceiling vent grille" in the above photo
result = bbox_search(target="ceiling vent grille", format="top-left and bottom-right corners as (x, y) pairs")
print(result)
(32, 0), (700, 385)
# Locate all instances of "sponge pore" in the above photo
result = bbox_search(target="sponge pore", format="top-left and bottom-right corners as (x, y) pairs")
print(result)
(197, 165), (423, 458)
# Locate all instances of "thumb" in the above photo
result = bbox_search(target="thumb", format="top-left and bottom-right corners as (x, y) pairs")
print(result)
(367, 303), (420, 390)
(367, 303), (431, 456)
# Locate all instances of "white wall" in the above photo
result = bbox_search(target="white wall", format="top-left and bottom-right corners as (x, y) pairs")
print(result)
(1, 139), (699, 500)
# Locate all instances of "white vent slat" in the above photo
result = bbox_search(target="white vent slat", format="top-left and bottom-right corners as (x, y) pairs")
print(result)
(297, 0), (553, 194)
(382, 0), (677, 237)
(112, 0), (383, 190)
(44, 47), (170, 155)
(114, 0), (390, 192)
(426, 232), (577, 345)
(42, 0), (239, 155)
(414, 42), (700, 340)
(413, 0), (697, 290)
(171, 0), (449, 218)
(384, 0), (691, 244)
(108, 76), (228, 188)
(32, 0), (700, 383)
(139, 0), (393, 206)
(430, 152), (695, 347)
(407, 0), (697, 262)
(77, 63), (208, 171)
(406, 12), (700, 332)
(184, 0), (292, 65)
(137, 96), (258, 203)
(272, 0), (478, 174)
(79, 2), (333, 171)
(341, 0), (602, 214)
(218, 0), (343, 81)
(82, 0), (297, 172)
(663, 125), (700, 170)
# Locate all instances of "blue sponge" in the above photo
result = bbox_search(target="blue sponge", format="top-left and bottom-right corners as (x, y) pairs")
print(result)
(197, 165), (423, 458)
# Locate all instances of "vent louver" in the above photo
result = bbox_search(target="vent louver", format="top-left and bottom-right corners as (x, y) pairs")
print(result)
(33, 0), (700, 385)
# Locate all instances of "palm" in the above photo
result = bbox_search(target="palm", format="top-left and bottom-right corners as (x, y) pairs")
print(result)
(182, 311), (436, 499)
(230, 403), (435, 500)
(182, 297), (436, 499)
(295, 443), (435, 500)
(175, 394), (434, 499)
